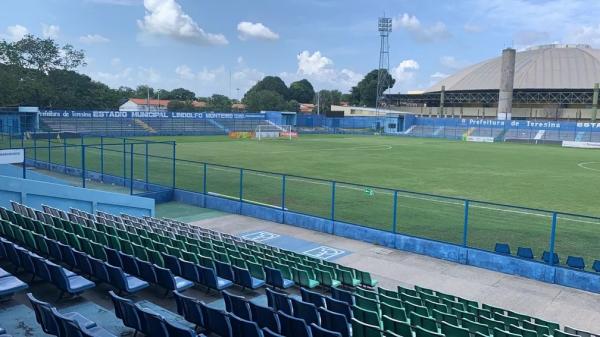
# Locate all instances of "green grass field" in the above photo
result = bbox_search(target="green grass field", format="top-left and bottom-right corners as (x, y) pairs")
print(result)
(5, 134), (600, 267)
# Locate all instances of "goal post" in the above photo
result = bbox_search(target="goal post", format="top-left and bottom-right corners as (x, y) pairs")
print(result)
(255, 125), (297, 140)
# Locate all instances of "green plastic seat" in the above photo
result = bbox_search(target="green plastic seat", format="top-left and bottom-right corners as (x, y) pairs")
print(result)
(91, 242), (107, 260)
(357, 270), (378, 287)
(409, 312), (438, 333)
(353, 305), (382, 328)
(431, 309), (459, 326)
(482, 304), (505, 315)
(521, 321), (550, 337)
(492, 327), (521, 337)
(509, 324), (538, 337)
(461, 318), (490, 336)
(424, 299), (449, 315)
(403, 301), (429, 318)
(356, 287), (379, 300)
(400, 292), (423, 306)
(378, 287), (398, 298)
(66, 233), (82, 251)
(23, 230), (37, 250)
(355, 294), (380, 312)
(32, 232), (50, 256)
(339, 268), (361, 287)
(247, 261), (265, 280)
(414, 326), (444, 337)
(315, 268), (341, 288)
(79, 239), (95, 257)
(494, 312), (520, 328)
(147, 249), (164, 267)
(381, 303), (407, 322)
(553, 330), (579, 337)
(119, 238), (134, 255)
(133, 244), (149, 261)
(181, 251), (199, 264)
(506, 310), (532, 323)
(441, 321), (470, 337)
(533, 318), (560, 334)
(380, 294), (403, 308)
(293, 267), (320, 289)
(230, 256), (247, 269)
(382, 315), (411, 336)
(351, 318), (384, 337)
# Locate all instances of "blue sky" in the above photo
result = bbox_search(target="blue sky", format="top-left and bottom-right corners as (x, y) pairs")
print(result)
(2, 0), (600, 98)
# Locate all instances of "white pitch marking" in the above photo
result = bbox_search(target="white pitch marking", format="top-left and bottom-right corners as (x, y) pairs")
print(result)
(577, 162), (600, 173)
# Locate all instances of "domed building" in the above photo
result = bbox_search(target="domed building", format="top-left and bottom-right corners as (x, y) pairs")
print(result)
(388, 44), (600, 120)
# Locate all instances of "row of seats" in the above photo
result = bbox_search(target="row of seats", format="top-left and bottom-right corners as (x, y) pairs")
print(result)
(28, 293), (116, 337)
(0, 263), (27, 299)
(494, 243), (600, 272)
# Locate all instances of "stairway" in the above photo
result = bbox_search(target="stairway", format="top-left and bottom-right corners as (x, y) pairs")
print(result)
(134, 119), (157, 133)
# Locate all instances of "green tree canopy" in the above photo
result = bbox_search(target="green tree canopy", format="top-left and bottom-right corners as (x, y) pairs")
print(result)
(289, 79), (315, 103)
(315, 89), (342, 114)
(0, 34), (85, 73)
(246, 76), (289, 100)
(243, 89), (287, 111)
(208, 94), (232, 111)
(167, 87), (196, 101)
(350, 69), (395, 107)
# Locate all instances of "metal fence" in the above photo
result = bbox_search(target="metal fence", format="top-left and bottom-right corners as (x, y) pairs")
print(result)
(2, 135), (599, 271)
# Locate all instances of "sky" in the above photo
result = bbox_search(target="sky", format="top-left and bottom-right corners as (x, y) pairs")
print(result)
(2, 0), (600, 98)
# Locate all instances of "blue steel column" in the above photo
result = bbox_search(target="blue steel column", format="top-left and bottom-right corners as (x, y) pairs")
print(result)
(100, 136), (104, 181)
(172, 142), (176, 189)
(548, 212), (558, 265)
(47, 133), (51, 165)
(463, 200), (470, 247)
(81, 145), (86, 188)
(331, 181), (336, 222)
(122, 139), (126, 186)
(63, 138), (67, 171)
(34, 137), (37, 161)
(281, 175), (287, 224)
(392, 191), (398, 233)
(145, 142), (149, 186)
(22, 148), (26, 179)
(130, 144), (134, 195)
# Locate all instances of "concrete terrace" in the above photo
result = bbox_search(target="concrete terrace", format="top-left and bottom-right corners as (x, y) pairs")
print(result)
(187, 208), (600, 333)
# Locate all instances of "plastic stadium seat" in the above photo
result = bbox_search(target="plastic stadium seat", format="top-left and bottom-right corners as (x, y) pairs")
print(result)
(441, 321), (470, 337)
(232, 265), (265, 290)
(222, 290), (251, 320)
(154, 264), (194, 295)
(516, 247), (534, 259)
(351, 318), (383, 337)
(494, 243), (511, 255)
(198, 265), (233, 291)
(162, 253), (182, 275)
(330, 287), (354, 305)
(266, 288), (293, 315)
(179, 259), (203, 284)
(108, 291), (143, 337)
(52, 307), (116, 337)
(414, 326), (444, 337)
(229, 314), (263, 337)
(46, 262), (94, 299)
(311, 323), (342, 337)
(0, 268), (9, 279)
(541, 251), (559, 265)
(249, 301), (280, 333)
(73, 250), (94, 277)
(593, 260), (600, 273)
(164, 319), (198, 337)
(566, 256), (585, 270)
(382, 315), (411, 337)
(136, 305), (169, 337)
(104, 247), (122, 268)
(105, 263), (149, 294)
(300, 287), (326, 308)
(199, 302), (232, 337)
(136, 258), (157, 284)
(214, 260), (235, 281)
(291, 298), (320, 326)
(325, 297), (352, 321)
(173, 291), (205, 330)
(264, 266), (294, 289)
(278, 310), (312, 337)
(509, 324), (538, 337)
(263, 327), (285, 337)
(318, 307), (350, 337)
(492, 327), (521, 337)
(119, 253), (140, 277)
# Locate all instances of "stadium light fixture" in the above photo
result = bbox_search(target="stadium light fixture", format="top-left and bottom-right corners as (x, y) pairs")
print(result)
(378, 17), (392, 33)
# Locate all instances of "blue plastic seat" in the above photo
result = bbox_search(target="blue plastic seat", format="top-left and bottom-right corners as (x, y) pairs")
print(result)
(0, 268), (9, 278)
(229, 314), (263, 337)
(300, 287), (326, 308)
(31, 257), (52, 282)
(179, 259), (203, 284)
(52, 307), (116, 337)
(278, 310), (312, 337)
(223, 290), (251, 320)
(0, 275), (27, 297)
(164, 318), (198, 337)
(47, 262), (95, 299)
(4, 243), (20, 269)
(199, 302), (232, 337)
(104, 247), (122, 268)
(214, 260), (234, 281)
(324, 297), (352, 321)
(232, 265), (265, 290)
(162, 253), (182, 275)
(310, 323), (342, 337)
(136, 305), (169, 337)
(136, 258), (157, 284)
(593, 260), (600, 273)
(318, 307), (350, 337)
(266, 288), (293, 315)
(265, 267), (294, 289)
(249, 301), (280, 333)
(263, 327), (285, 337)
(566, 256), (586, 270)
(198, 265), (233, 291)
(28, 293), (98, 335)
(291, 298), (320, 326)
(46, 239), (63, 262)
(58, 242), (77, 267)
(516, 247), (534, 260)
(88, 257), (111, 283)
(119, 252), (139, 277)
(106, 263), (149, 294)
(108, 291), (143, 337)
(494, 243), (511, 255)
(15, 247), (36, 277)
(73, 251), (94, 277)
(542, 251), (560, 265)
(154, 264), (194, 295)
(173, 291), (205, 330)
(330, 287), (354, 305)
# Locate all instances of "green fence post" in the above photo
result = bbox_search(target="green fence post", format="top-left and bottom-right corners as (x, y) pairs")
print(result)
(331, 181), (336, 223)
(172, 142), (176, 189)
(463, 200), (470, 247)
(548, 212), (558, 266)
(145, 142), (149, 186)
(81, 145), (86, 188)
(130, 143), (134, 195)
(122, 139), (126, 186)
(22, 148), (26, 179)
(392, 191), (398, 233)
(281, 175), (286, 224)
(100, 136), (104, 182)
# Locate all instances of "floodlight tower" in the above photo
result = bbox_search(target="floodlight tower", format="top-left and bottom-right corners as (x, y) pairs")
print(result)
(376, 17), (392, 115)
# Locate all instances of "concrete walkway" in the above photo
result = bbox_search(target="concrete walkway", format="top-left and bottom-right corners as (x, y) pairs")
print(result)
(192, 213), (600, 333)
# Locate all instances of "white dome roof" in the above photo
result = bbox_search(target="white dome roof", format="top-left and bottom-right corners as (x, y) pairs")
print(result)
(426, 44), (600, 92)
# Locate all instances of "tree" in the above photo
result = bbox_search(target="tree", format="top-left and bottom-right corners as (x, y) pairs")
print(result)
(289, 79), (315, 103)
(286, 99), (300, 112)
(0, 35), (85, 73)
(58, 44), (86, 70)
(350, 69), (395, 107)
(133, 85), (154, 99)
(167, 100), (194, 111)
(168, 87), (196, 101)
(245, 76), (289, 100)
(208, 94), (232, 112)
(315, 90), (342, 114)
(243, 89), (287, 111)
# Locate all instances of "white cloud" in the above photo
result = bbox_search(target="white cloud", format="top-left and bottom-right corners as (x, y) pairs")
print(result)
(110, 57), (121, 67)
(392, 59), (420, 82)
(138, 67), (161, 83)
(237, 22), (279, 41)
(137, 0), (228, 46)
(2, 25), (28, 41)
(392, 13), (450, 42)
(440, 56), (467, 69)
(431, 72), (449, 79)
(297, 51), (333, 76)
(175, 65), (194, 80)
(570, 24), (600, 45)
(42, 24), (60, 39)
(96, 67), (133, 82)
(80, 34), (111, 44)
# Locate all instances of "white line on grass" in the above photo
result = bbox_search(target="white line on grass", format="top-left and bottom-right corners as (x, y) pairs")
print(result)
(577, 162), (600, 173)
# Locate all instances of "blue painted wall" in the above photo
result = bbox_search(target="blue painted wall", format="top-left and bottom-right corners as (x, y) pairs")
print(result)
(0, 174), (154, 216)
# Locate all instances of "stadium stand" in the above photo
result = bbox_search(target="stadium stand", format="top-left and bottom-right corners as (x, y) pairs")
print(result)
(0, 200), (594, 337)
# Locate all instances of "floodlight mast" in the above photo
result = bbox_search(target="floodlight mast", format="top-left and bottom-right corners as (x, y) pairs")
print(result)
(376, 17), (392, 116)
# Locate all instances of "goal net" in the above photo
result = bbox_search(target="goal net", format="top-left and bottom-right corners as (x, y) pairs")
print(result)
(255, 125), (297, 140)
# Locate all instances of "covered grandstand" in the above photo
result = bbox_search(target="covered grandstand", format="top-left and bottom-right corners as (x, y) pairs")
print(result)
(388, 44), (600, 120)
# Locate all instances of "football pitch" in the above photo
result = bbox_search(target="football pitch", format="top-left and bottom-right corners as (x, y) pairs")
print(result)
(8, 134), (600, 265)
